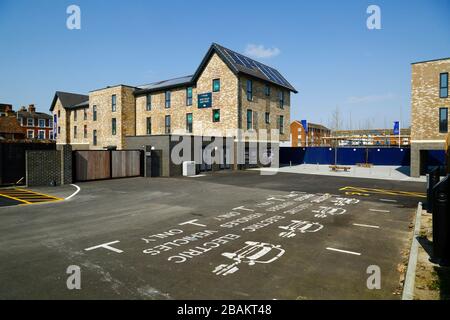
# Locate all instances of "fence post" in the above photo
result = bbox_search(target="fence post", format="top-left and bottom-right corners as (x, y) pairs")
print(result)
(432, 174), (450, 265)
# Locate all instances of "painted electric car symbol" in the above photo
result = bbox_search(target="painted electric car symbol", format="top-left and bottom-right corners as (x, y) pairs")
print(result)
(330, 197), (360, 206)
(278, 220), (324, 238)
(312, 206), (347, 218)
(212, 241), (285, 276)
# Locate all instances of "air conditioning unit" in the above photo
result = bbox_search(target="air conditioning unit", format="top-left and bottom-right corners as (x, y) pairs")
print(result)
(183, 161), (196, 176)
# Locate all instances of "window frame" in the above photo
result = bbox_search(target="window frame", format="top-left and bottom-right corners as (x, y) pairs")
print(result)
(112, 118), (117, 136)
(186, 113), (193, 133)
(246, 80), (253, 101)
(165, 91), (171, 108)
(146, 94), (152, 111)
(265, 112), (270, 124)
(165, 115), (171, 134)
(27, 118), (34, 127)
(186, 87), (193, 106)
(212, 79), (220, 92)
(74, 110), (77, 121)
(38, 130), (45, 140)
(246, 109), (253, 130)
(112, 94), (117, 112)
(38, 119), (46, 128)
(279, 115), (284, 134)
(439, 107), (448, 133)
(440, 72), (449, 98)
(146, 117), (152, 135)
(74, 126), (77, 139)
(279, 91), (285, 109)
(265, 84), (271, 97)
(83, 125), (87, 139)
(93, 130), (98, 146)
(27, 129), (34, 139)
(93, 105), (97, 121)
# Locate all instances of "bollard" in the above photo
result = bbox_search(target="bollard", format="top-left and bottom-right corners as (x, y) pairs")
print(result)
(432, 175), (450, 265)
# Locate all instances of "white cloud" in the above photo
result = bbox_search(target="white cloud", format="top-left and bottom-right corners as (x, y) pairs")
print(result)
(244, 44), (281, 59)
(346, 93), (397, 104)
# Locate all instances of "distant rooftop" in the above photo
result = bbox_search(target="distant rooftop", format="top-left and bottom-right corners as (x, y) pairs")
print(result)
(411, 57), (450, 65)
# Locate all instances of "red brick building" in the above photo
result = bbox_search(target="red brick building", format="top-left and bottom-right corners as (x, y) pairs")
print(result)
(16, 105), (54, 140)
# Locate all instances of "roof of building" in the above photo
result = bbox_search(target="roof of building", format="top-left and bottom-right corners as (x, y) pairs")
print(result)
(50, 91), (89, 111)
(292, 120), (330, 132)
(16, 110), (52, 119)
(0, 116), (26, 135)
(411, 57), (450, 65)
(71, 100), (90, 109)
(135, 43), (298, 96)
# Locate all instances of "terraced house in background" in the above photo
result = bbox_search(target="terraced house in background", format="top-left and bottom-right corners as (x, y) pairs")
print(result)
(50, 43), (297, 151)
(411, 57), (450, 177)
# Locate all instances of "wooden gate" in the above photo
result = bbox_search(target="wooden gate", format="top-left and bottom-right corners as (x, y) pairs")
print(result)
(74, 150), (142, 182)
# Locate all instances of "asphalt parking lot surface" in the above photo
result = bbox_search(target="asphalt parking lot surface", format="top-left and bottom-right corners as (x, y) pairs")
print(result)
(0, 171), (425, 299)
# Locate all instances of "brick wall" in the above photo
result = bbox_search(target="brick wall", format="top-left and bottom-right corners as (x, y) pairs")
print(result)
(26, 150), (61, 186)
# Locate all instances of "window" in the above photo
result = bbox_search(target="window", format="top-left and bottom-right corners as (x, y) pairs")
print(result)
(246, 80), (253, 101)
(439, 108), (448, 133)
(440, 73), (448, 98)
(27, 118), (34, 127)
(265, 85), (271, 97)
(186, 113), (193, 133)
(165, 91), (171, 108)
(49, 131), (54, 140)
(165, 115), (171, 133)
(146, 94), (152, 111)
(247, 109), (253, 130)
(74, 126), (77, 139)
(265, 112), (270, 124)
(112, 95), (117, 112)
(38, 119), (45, 128)
(186, 87), (193, 106)
(38, 130), (45, 139)
(84, 125), (87, 139)
(146, 117), (152, 135)
(84, 109), (87, 120)
(58, 110), (60, 118)
(112, 118), (117, 135)
(93, 130), (97, 146)
(213, 79), (221, 92)
(213, 109), (220, 122)
(93, 105), (97, 121)
(279, 115), (284, 134)
(18, 117), (23, 126)
(74, 110), (77, 121)
(58, 126), (61, 134)
(27, 130), (34, 139)
(279, 91), (285, 109)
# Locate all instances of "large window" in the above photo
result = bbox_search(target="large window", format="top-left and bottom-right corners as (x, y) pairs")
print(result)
(112, 94), (117, 112)
(84, 125), (87, 138)
(246, 80), (253, 101)
(93, 130), (97, 146)
(74, 110), (77, 121)
(279, 91), (285, 109)
(74, 126), (77, 139)
(279, 115), (284, 134)
(146, 94), (152, 111)
(27, 130), (34, 139)
(186, 113), (193, 133)
(165, 91), (171, 108)
(38, 119), (46, 128)
(165, 115), (171, 133)
(439, 107), (448, 133)
(440, 73), (448, 98)
(38, 130), (45, 140)
(146, 117), (152, 135)
(112, 118), (117, 135)
(213, 109), (220, 122)
(27, 118), (34, 127)
(265, 85), (271, 97)
(247, 109), (253, 130)
(213, 79), (220, 92)
(186, 87), (193, 106)
(93, 105), (97, 121)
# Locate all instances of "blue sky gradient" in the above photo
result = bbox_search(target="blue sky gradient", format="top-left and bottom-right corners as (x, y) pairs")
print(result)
(1, 0), (449, 129)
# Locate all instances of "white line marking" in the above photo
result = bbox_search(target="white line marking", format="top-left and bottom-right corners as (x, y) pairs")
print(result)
(85, 240), (123, 253)
(353, 223), (380, 229)
(379, 199), (397, 203)
(66, 184), (81, 200)
(326, 247), (361, 256)
(369, 209), (390, 213)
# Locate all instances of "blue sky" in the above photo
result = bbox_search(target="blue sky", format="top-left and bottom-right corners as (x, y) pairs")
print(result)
(1, 0), (449, 129)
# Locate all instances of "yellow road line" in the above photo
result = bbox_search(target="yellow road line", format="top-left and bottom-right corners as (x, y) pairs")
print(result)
(14, 188), (63, 201)
(0, 193), (32, 204)
(339, 186), (426, 198)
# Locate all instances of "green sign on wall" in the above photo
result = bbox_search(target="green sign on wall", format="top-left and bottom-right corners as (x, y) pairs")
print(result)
(198, 93), (212, 108)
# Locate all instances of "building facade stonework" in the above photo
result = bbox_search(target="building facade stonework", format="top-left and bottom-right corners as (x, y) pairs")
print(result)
(50, 43), (297, 153)
(411, 57), (450, 177)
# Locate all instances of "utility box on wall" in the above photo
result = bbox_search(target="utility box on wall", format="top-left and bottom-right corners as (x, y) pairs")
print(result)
(183, 161), (196, 176)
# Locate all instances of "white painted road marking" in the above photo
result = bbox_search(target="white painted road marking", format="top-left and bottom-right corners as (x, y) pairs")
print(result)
(353, 223), (380, 229)
(379, 199), (397, 203)
(85, 240), (123, 253)
(369, 209), (390, 213)
(178, 219), (207, 227)
(326, 247), (361, 256)
(66, 184), (81, 200)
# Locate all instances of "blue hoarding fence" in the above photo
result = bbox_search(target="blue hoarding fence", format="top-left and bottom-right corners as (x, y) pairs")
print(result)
(279, 147), (431, 167)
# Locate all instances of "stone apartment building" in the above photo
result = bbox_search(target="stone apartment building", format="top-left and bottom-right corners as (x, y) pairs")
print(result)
(411, 57), (450, 177)
(50, 43), (297, 152)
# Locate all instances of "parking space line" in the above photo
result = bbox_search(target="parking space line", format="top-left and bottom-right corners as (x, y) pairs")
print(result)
(0, 188), (63, 205)
(326, 247), (361, 256)
(339, 186), (426, 198)
(369, 209), (390, 213)
(352, 223), (380, 229)
(0, 193), (32, 205)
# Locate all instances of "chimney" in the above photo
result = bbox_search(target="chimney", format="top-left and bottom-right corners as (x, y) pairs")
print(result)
(28, 104), (36, 113)
(19, 106), (26, 112)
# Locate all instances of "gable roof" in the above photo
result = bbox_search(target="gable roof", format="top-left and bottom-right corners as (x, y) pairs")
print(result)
(50, 91), (89, 111)
(0, 116), (26, 135)
(135, 43), (298, 96)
